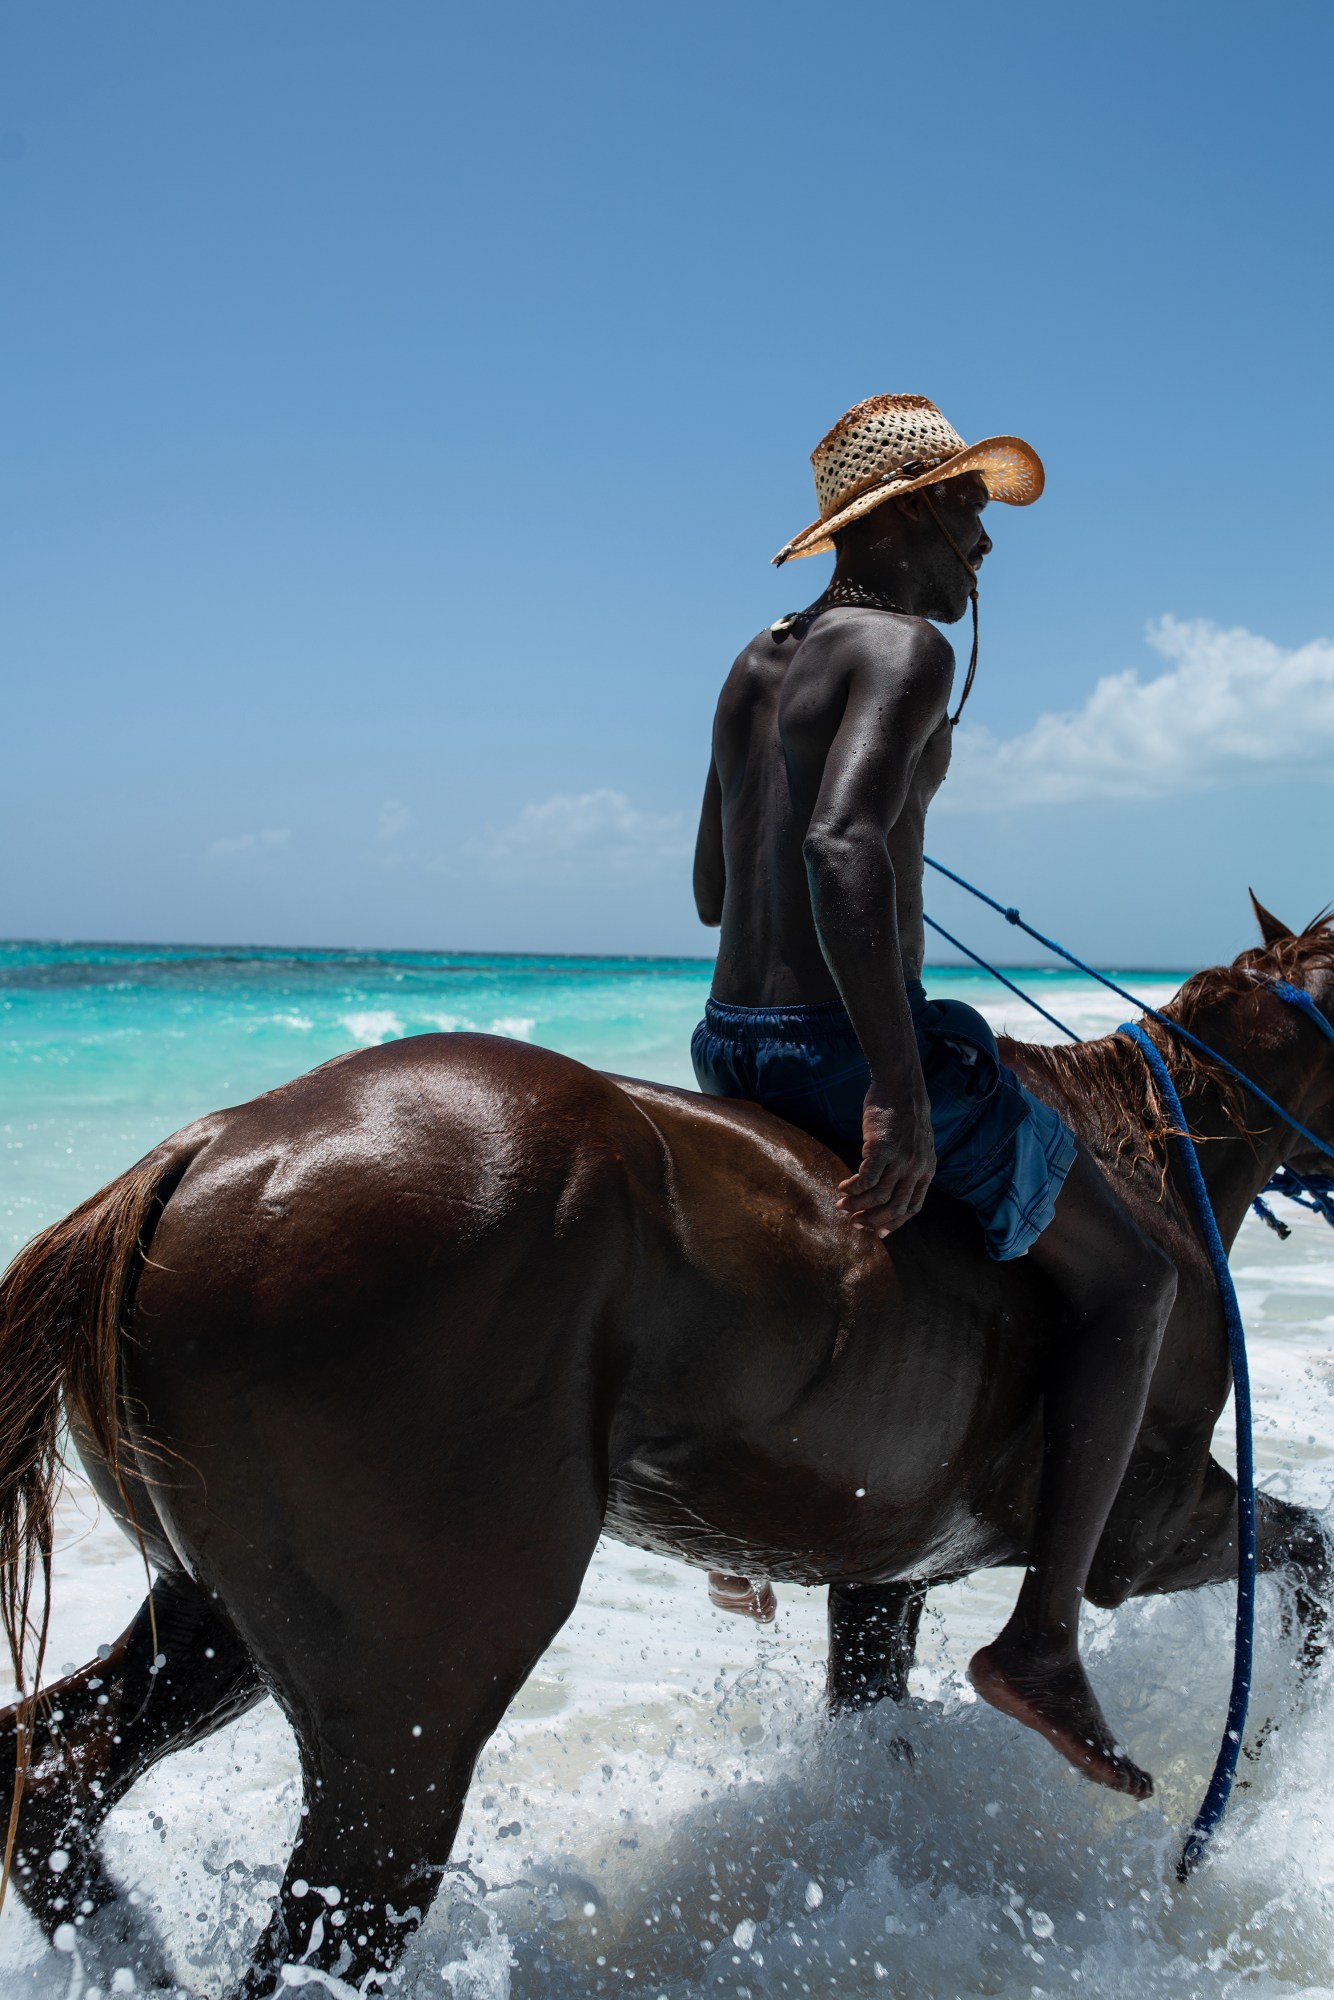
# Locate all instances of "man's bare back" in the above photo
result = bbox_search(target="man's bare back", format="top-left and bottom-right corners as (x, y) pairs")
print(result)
(702, 608), (953, 1012)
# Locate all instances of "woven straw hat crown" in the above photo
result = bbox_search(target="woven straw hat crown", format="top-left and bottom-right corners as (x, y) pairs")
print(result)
(774, 393), (1044, 565)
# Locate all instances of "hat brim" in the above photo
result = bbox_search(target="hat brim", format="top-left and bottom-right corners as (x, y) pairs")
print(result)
(772, 434), (1045, 566)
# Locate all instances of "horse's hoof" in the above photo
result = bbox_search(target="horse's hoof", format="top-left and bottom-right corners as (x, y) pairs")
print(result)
(61, 1898), (182, 1994)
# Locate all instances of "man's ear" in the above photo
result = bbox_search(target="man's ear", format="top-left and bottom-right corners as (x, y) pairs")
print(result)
(1249, 889), (1293, 947)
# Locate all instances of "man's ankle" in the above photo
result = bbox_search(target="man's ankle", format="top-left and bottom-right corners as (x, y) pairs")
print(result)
(988, 1623), (1078, 1670)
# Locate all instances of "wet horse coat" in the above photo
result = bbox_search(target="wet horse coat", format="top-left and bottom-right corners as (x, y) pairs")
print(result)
(0, 914), (1331, 1996)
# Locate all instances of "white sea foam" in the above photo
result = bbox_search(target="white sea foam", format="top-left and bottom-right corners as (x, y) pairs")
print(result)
(5, 1516), (1334, 1996)
(418, 1013), (536, 1041)
(336, 1010), (404, 1045)
(489, 1016), (535, 1040)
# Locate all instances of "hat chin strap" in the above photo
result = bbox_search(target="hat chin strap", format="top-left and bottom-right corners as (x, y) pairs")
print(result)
(919, 489), (980, 725)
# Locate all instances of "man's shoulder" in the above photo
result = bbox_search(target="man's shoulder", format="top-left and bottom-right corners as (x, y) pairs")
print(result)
(733, 608), (952, 664)
(717, 612), (952, 715)
(715, 627), (789, 705)
(811, 606), (952, 667)
(790, 610), (954, 706)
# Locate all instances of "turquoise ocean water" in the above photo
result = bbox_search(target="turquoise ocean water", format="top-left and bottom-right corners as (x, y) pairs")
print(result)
(0, 938), (1185, 1259)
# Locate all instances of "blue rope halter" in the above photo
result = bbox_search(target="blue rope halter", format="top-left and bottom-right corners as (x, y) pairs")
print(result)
(1249, 983), (1334, 1231)
(921, 860), (1334, 1877)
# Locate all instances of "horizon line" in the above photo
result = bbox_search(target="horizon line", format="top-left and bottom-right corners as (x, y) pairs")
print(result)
(0, 935), (1195, 975)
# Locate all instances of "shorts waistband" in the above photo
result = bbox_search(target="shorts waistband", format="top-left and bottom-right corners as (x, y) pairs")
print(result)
(703, 981), (931, 1044)
(702, 996), (858, 1044)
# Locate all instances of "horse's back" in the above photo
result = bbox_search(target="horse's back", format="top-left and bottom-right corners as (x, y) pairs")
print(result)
(136, 1033), (874, 1386)
(137, 1034), (643, 1362)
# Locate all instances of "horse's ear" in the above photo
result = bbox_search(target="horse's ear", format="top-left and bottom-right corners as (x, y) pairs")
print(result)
(1249, 889), (1293, 947)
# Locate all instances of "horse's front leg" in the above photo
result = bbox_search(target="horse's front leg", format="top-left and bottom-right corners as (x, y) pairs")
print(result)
(1112, 1456), (1330, 1671)
(826, 1580), (929, 1713)
(1259, 1488), (1332, 1669)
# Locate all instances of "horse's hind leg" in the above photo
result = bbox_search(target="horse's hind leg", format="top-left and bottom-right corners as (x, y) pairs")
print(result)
(233, 1501), (605, 2000)
(827, 1581), (929, 1713)
(0, 1565), (263, 1968)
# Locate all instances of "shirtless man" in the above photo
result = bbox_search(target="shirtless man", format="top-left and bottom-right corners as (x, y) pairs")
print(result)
(691, 395), (1177, 1797)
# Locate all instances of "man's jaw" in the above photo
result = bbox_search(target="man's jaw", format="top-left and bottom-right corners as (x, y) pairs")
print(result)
(922, 585), (974, 626)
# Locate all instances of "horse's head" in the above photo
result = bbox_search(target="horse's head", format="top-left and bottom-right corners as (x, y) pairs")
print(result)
(1241, 892), (1334, 1179)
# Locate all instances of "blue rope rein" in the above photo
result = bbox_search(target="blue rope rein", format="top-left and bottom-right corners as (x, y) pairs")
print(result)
(921, 912), (1079, 1040)
(920, 860), (1334, 1877)
(1121, 1024), (1257, 1879)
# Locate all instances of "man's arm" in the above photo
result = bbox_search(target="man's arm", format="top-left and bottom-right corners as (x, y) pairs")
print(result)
(801, 622), (954, 1235)
(693, 756), (725, 927)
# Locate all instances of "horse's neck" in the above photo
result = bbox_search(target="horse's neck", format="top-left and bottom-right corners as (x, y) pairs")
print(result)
(1169, 1084), (1283, 1250)
(1164, 998), (1299, 1248)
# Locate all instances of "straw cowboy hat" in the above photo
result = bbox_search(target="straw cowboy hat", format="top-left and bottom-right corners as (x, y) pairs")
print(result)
(773, 393), (1044, 565)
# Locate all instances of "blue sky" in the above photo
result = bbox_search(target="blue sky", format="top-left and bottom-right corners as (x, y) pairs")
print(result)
(4, 0), (1331, 967)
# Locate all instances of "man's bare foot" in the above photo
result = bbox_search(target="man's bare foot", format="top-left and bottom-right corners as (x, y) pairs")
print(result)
(969, 1641), (1152, 1799)
(708, 1572), (777, 1623)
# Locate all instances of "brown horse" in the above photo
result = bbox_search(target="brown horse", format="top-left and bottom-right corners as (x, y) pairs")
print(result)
(0, 901), (1330, 1996)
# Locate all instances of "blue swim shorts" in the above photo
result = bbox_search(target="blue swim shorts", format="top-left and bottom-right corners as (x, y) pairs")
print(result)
(691, 982), (1077, 1261)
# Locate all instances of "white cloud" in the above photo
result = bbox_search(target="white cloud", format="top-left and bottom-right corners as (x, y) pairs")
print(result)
(205, 827), (292, 858)
(944, 617), (1334, 811)
(377, 800), (412, 841)
(462, 789), (689, 880)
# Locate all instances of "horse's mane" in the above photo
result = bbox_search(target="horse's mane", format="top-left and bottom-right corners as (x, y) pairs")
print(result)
(1020, 909), (1334, 1177)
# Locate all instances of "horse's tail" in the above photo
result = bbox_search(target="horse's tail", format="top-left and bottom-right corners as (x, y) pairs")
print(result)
(0, 1145), (198, 1870)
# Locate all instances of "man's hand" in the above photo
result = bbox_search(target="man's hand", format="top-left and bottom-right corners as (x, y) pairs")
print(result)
(836, 1078), (935, 1237)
